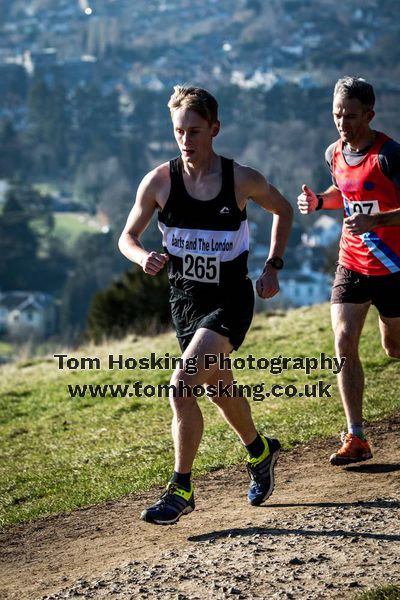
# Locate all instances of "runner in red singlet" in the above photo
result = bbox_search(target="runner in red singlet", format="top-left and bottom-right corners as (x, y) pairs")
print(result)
(297, 77), (400, 465)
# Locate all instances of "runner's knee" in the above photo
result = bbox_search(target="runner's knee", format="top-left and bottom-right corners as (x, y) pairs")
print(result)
(334, 328), (360, 356)
(169, 369), (198, 405)
(382, 339), (400, 359)
(207, 394), (225, 407)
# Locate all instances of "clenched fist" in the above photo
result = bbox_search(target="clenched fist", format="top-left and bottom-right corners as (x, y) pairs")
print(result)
(344, 213), (375, 236)
(141, 251), (169, 276)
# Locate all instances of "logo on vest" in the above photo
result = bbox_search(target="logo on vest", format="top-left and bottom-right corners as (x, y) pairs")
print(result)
(363, 181), (375, 191)
(220, 206), (230, 214)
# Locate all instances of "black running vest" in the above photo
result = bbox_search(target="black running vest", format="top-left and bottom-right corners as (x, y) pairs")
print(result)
(158, 156), (250, 294)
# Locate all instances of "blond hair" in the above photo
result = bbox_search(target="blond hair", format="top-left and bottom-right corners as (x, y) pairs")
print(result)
(168, 85), (218, 125)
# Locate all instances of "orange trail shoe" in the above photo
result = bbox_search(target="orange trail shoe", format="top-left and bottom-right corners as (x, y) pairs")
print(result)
(330, 432), (373, 466)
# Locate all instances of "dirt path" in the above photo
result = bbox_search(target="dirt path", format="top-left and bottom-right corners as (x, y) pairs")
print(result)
(1, 415), (399, 600)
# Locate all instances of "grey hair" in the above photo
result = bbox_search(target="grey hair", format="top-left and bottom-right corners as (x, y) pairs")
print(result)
(334, 77), (375, 110)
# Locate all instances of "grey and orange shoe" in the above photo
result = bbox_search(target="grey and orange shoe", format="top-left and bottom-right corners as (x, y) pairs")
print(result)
(330, 432), (373, 466)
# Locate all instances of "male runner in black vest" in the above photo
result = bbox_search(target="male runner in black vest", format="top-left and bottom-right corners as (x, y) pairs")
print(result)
(119, 85), (293, 524)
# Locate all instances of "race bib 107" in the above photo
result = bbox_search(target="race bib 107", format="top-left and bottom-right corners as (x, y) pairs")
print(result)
(348, 200), (380, 215)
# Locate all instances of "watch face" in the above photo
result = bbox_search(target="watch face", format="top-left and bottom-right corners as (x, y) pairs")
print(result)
(268, 257), (284, 270)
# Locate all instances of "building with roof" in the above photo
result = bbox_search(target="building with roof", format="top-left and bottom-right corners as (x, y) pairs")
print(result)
(279, 267), (332, 307)
(253, 261), (332, 311)
(301, 215), (342, 248)
(0, 291), (56, 340)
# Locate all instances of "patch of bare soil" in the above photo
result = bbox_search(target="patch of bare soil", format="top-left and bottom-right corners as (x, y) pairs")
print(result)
(1, 415), (399, 600)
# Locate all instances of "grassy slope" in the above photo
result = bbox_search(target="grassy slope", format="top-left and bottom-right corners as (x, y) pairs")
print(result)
(0, 341), (12, 359)
(0, 304), (399, 528)
(354, 585), (400, 600)
(53, 213), (100, 251)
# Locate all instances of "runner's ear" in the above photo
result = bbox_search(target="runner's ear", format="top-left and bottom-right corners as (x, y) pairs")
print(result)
(366, 109), (375, 123)
(211, 120), (220, 137)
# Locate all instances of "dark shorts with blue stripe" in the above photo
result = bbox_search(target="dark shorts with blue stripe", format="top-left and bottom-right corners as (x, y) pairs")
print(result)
(331, 264), (400, 318)
(170, 277), (255, 352)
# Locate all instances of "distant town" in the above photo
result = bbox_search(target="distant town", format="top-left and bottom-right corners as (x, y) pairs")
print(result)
(2, 1), (398, 99)
(0, 0), (399, 356)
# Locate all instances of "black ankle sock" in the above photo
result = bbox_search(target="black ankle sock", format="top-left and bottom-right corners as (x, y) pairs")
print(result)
(171, 471), (191, 490)
(245, 433), (265, 458)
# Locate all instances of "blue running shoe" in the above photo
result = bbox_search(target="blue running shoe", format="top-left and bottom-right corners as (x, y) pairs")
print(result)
(247, 435), (281, 506)
(140, 482), (195, 525)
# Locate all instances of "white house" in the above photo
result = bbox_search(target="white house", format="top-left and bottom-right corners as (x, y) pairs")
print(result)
(0, 180), (10, 204)
(302, 215), (342, 248)
(253, 262), (332, 311)
(0, 292), (56, 340)
(280, 267), (332, 307)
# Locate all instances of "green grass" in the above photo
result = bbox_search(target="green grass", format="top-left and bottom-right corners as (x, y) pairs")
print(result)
(0, 303), (399, 528)
(0, 340), (12, 358)
(53, 212), (101, 250)
(32, 182), (61, 196)
(354, 585), (400, 600)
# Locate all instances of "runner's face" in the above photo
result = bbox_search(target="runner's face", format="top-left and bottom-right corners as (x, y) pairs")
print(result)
(332, 95), (374, 147)
(172, 108), (219, 162)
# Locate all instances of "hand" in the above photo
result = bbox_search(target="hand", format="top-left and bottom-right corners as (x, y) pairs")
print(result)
(344, 213), (376, 236)
(141, 251), (169, 275)
(297, 184), (318, 215)
(256, 266), (280, 299)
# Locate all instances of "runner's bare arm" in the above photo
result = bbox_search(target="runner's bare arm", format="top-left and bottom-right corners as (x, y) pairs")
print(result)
(236, 165), (293, 299)
(118, 168), (169, 276)
(297, 184), (343, 214)
(345, 207), (400, 235)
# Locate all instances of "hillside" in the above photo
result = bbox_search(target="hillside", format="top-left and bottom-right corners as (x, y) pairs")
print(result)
(0, 302), (400, 599)
(1, 418), (399, 599)
(1, 303), (399, 528)
(2, 0), (400, 342)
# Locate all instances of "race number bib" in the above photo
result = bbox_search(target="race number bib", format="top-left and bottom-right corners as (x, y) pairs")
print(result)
(183, 252), (220, 283)
(348, 200), (380, 215)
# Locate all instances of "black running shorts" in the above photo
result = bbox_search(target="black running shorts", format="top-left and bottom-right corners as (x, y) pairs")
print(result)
(331, 264), (400, 318)
(170, 277), (255, 351)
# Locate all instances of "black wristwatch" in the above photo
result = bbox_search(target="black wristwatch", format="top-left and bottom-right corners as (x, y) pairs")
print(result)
(265, 256), (284, 270)
(316, 195), (324, 211)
